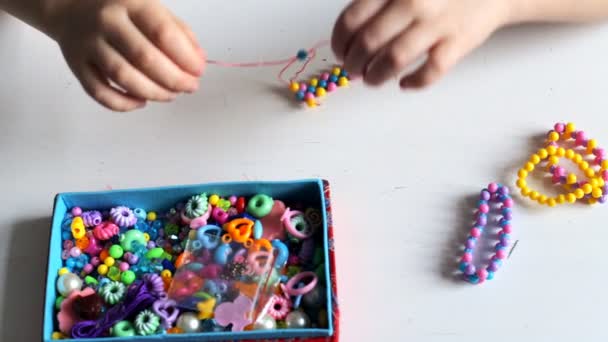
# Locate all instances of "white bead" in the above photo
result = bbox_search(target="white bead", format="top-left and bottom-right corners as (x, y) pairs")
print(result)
(177, 312), (201, 333)
(285, 310), (310, 329)
(57, 273), (83, 297)
(253, 314), (277, 330)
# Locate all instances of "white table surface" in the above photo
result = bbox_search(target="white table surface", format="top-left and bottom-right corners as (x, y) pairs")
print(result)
(2, 1), (608, 341)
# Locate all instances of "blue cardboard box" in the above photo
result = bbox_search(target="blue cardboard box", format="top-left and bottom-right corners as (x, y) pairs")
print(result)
(43, 179), (335, 341)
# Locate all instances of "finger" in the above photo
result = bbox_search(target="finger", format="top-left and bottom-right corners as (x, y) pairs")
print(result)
(130, 6), (204, 76)
(172, 14), (207, 74)
(364, 22), (438, 86)
(400, 39), (461, 89)
(106, 19), (200, 93)
(77, 64), (146, 112)
(343, 0), (414, 78)
(94, 40), (177, 102)
(331, 0), (388, 62)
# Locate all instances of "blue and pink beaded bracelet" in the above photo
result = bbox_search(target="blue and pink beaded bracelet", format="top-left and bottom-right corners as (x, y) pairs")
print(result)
(459, 183), (513, 284)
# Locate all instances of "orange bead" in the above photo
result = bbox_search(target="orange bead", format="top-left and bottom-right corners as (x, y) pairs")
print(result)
(99, 249), (109, 262)
(75, 236), (90, 250)
(167, 327), (183, 334)
(175, 253), (186, 269)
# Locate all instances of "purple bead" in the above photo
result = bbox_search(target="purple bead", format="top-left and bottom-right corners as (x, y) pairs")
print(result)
(500, 236), (510, 246)
(599, 195), (608, 204)
(603, 185), (608, 193)
(549, 165), (556, 173)
(488, 262), (499, 272)
(480, 190), (491, 201)
(82, 210), (103, 227)
(498, 186), (509, 196)
(464, 264), (476, 275)
(465, 239), (475, 249)
(503, 212), (513, 220)
(476, 215), (487, 226)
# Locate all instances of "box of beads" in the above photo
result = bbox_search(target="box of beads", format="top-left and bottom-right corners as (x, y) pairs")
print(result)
(43, 179), (339, 341)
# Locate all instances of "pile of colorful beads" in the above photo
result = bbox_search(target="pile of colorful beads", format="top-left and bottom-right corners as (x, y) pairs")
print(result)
(289, 67), (350, 108)
(52, 193), (328, 339)
(516, 122), (608, 206)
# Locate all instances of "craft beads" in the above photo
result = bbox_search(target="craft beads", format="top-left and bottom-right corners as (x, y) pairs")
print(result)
(53, 192), (328, 338)
(289, 67), (350, 107)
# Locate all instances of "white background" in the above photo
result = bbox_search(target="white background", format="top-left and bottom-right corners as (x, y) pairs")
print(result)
(2, 1), (608, 341)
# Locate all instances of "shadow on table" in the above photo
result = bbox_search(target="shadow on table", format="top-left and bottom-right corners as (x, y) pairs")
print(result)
(1, 217), (51, 342)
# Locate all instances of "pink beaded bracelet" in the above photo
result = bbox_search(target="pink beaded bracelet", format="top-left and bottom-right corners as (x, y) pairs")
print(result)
(281, 271), (318, 296)
(459, 183), (513, 284)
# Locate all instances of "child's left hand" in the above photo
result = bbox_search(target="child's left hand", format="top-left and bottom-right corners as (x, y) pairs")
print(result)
(331, 0), (511, 89)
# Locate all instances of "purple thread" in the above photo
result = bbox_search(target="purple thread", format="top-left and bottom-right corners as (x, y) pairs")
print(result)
(82, 211), (103, 227)
(110, 206), (137, 228)
(71, 281), (159, 338)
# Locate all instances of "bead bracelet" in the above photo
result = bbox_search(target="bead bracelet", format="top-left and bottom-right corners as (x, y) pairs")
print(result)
(289, 67), (350, 108)
(544, 122), (608, 204)
(516, 146), (604, 206)
(459, 183), (513, 284)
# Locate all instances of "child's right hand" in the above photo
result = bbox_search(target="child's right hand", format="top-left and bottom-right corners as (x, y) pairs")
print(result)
(47, 0), (205, 111)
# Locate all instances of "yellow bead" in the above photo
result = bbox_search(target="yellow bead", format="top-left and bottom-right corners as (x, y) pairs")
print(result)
(538, 195), (548, 204)
(587, 139), (598, 153)
(565, 149), (575, 159)
(529, 154), (541, 164)
(537, 149), (548, 159)
(548, 155), (559, 166)
(289, 82), (299, 93)
(52, 332), (66, 340)
(585, 168), (596, 178)
(521, 187), (531, 196)
(516, 179), (527, 188)
(556, 147), (566, 157)
(557, 194), (566, 204)
(548, 131), (559, 142)
(573, 154), (583, 163)
(316, 87), (326, 97)
(209, 194), (220, 206)
(332, 67), (341, 76)
(338, 77), (349, 87)
(574, 188), (585, 199)
(143, 233), (150, 242)
(599, 178), (605, 187)
(592, 187), (603, 198)
(147, 212), (157, 221)
(104, 257), (115, 267)
(530, 191), (540, 200)
(310, 78), (319, 87)
(97, 264), (108, 276)
(579, 160), (589, 171)
(582, 183), (593, 194)
(589, 197), (598, 205)
(602, 160), (608, 170)
(547, 198), (557, 207)
(306, 98), (317, 107)
(517, 169), (528, 178)
(567, 173), (577, 184)
(566, 193), (577, 203)
(58, 267), (69, 276)
(547, 145), (557, 156)
(524, 162), (535, 172)
(590, 178), (599, 188)
(565, 122), (575, 133)
(161, 270), (172, 279)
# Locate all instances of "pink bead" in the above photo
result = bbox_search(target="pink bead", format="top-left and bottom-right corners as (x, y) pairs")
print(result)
(487, 183), (498, 193)
(83, 264), (93, 274)
(602, 170), (608, 181)
(555, 166), (566, 176)
(495, 250), (507, 259)
(461, 253), (472, 263)
(554, 123), (565, 133)
(470, 228), (481, 238)
(594, 148), (606, 158)
(477, 268), (488, 280)
(502, 198), (514, 208)
(299, 83), (307, 92)
(63, 240), (74, 250)
(71, 207), (82, 216)
(478, 203), (489, 214)
(548, 141), (558, 147)
(327, 82), (337, 92)
(229, 196), (237, 205)
(576, 131), (586, 146)
(321, 72), (330, 81)
(69, 247), (81, 258)
(304, 92), (315, 100)
(119, 262), (129, 272)
(551, 174), (561, 184)
(595, 156), (603, 166)
(502, 224), (512, 234)
(90, 257), (100, 266)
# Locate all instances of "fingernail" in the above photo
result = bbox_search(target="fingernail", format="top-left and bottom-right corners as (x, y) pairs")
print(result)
(167, 93), (177, 101)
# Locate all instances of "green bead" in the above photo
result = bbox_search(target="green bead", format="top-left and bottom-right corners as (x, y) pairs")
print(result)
(107, 266), (121, 281)
(84, 276), (98, 286)
(313, 247), (324, 265)
(55, 296), (65, 310)
(246, 194), (274, 218)
(100, 281), (126, 305)
(134, 310), (160, 336)
(315, 263), (326, 283)
(145, 247), (164, 260)
(161, 252), (172, 261)
(165, 223), (179, 236)
(120, 230), (146, 252)
(121, 270), (136, 285)
(109, 245), (124, 259)
(217, 199), (231, 211)
(112, 320), (136, 337)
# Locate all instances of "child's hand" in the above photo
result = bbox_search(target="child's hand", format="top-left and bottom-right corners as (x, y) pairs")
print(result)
(331, 0), (510, 89)
(48, 0), (205, 111)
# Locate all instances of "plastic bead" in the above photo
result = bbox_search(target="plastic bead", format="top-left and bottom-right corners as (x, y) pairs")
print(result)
(338, 77), (348, 87)
(147, 212), (157, 221)
(246, 194), (274, 218)
(111, 321), (136, 337)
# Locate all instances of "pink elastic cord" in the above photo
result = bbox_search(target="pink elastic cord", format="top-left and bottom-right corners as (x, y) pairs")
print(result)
(282, 271), (317, 296)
